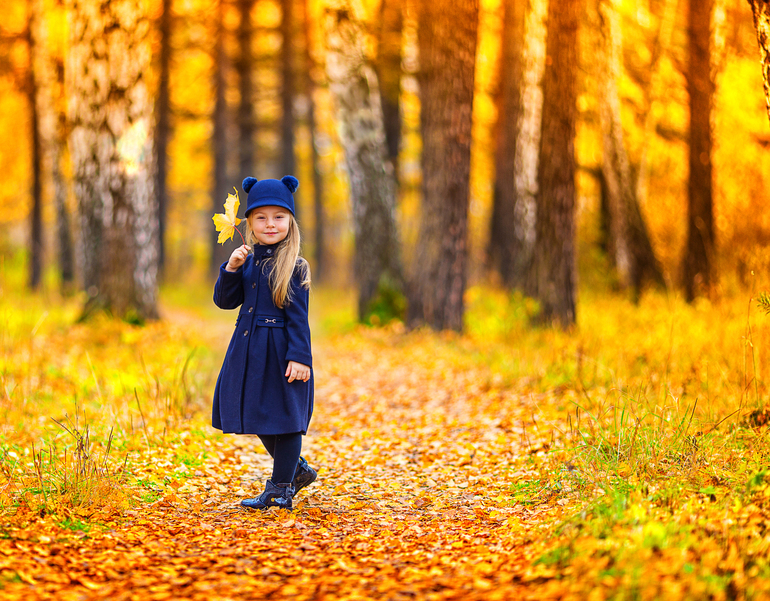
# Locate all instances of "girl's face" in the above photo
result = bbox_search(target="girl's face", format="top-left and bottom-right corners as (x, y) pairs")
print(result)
(248, 206), (291, 245)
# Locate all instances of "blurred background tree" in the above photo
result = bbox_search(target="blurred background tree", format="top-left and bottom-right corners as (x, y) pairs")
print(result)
(2, 0), (770, 330)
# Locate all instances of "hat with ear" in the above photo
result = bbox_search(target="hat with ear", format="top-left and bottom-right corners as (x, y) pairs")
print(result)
(242, 176), (299, 217)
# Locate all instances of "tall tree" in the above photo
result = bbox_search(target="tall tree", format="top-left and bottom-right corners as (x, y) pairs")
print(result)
(237, 0), (256, 176)
(682, 0), (715, 301)
(530, 0), (579, 327)
(69, 0), (159, 320)
(52, 57), (75, 292)
(26, 0), (43, 291)
(748, 0), (770, 125)
(281, 0), (296, 183)
(375, 0), (403, 179)
(596, 0), (664, 296)
(407, 0), (479, 331)
(488, 0), (525, 287)
(302, 0), (326, 281)
(325, 0), (403, 322)
(211, 0), (232, 274)
(155, 0), (172, 271)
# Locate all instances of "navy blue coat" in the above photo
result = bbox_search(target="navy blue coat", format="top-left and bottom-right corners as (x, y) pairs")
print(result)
(212, 242), (313, 435)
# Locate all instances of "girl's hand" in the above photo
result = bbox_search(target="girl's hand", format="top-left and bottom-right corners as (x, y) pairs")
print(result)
(225, 245), (251, 272)
(286, 361), (311, 383)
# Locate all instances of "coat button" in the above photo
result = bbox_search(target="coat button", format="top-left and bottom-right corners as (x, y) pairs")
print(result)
(255, 259), (259, 265)
(243, 330), (248, 336)
(248, 307), (253, 313)
(266, 249), (272, 254)
(252, 282), (256, 289)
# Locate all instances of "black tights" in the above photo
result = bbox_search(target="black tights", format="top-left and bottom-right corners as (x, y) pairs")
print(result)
(257, 433), (302, 484)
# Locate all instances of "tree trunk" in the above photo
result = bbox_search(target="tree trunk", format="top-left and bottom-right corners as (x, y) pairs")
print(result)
(325, 0), (403, 322)
(237, 0), (256, 176)
(281, 0), (296, 231)
(26, 0), (43, 291)
(155, 0), (172, 271)
(281, 0), (296, 185)
(682, 0), (715, 301)
(69, 0), (159, 321)
(530, 0), (579, 328)
(488, 0), (525, 287)
(375, 0), (403, 180)
(211, 0), (232, 274)
(53, 57), (75, 292)
(407, 0), (479, 331)
(302, 0), (326, 282)
(595, 0), (664, 296)
(512, 0), (548, 289)
(748, 0), (770, 125)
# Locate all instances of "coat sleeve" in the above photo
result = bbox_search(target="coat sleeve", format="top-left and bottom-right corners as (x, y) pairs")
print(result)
(213, 262), (245, 310)
(284, 270), (313, 368)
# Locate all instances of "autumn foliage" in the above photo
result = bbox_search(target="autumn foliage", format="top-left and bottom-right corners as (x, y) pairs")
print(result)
(1, 251), (770, 598)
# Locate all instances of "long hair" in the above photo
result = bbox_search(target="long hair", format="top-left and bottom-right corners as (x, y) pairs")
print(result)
(246, 215), (311, 308)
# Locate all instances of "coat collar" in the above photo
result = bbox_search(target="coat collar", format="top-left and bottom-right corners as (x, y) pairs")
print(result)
(252, 242), (281, 258)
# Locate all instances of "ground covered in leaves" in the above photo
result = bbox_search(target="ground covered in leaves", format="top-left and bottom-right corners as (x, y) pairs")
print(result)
(2, 282), (770, 600)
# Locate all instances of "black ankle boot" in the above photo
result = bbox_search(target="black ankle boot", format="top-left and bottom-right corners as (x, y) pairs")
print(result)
(292, 456), (317, 494)
(241, 480), (294, 510)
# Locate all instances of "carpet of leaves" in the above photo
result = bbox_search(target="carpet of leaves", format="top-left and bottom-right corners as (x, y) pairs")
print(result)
(2, 287), (770, 600)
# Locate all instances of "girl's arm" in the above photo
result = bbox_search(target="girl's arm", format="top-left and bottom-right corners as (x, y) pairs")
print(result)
(213, 247), (250, 309)
(284, 271), (313, 368)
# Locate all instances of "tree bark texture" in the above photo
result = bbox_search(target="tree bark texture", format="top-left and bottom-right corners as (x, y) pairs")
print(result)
(488, 0), (525, 287)
(407, 0), (479, 331)
(211, 0), (232, 274)
(375, 0), (403, 179)
(237, 0), (256, 176)
(155, 0), (172, 271)
(512, 0), (548, 289)
(68, 0), (159, 320)
(303, 0), (326, 282)
(281, 0), (296, 182)
(531, 0), (579, 328)
(749, 0), (770, 125)
(26, 0), (44, 291)
(53, 57), (75, 291)
(595, 0), (664, 296)
(682, 0), (715, 301)
(325, 0), (403, 321)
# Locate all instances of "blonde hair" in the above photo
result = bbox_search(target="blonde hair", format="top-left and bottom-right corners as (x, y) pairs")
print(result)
(246, 214), (311, 308)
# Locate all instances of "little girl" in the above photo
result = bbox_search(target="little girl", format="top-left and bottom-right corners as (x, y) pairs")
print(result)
(212, 175), (316, 510)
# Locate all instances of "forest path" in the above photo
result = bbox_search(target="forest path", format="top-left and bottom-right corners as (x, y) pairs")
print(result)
(2, 319), (571, 600)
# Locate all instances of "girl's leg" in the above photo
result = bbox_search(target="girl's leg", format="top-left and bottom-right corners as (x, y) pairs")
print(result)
(271, 433), (302, 484)
(258, 434), (277, 457)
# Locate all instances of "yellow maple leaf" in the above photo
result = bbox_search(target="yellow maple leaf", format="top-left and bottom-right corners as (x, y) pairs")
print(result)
(212, 188), (244, 244)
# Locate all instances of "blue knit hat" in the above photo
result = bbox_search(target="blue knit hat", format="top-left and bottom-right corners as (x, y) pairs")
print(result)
(242, 176), (299, 217)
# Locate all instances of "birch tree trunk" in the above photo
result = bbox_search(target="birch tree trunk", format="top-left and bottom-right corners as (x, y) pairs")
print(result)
(488, 0), (525, 287)
(682, 0), (715, 301)
(530, 0), (578, 328)
(748, 0), (770, 124)
(68, 0), (158, 321)
(515, 0), (549, 283)
(375, 0), (403, 180)
(325, 0), (403, 322)
(210, 0), (232, 274)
